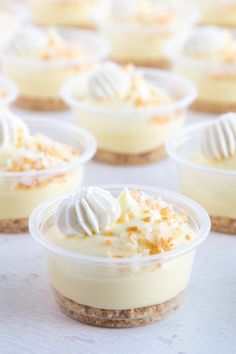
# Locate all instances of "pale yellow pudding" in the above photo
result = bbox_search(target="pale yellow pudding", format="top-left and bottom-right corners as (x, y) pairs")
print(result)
(97, 0), (198, 68)
(0, 110), (96, 233)
(61, 61), (196, 165)
(1, 26), (109, 111)
(28, 0), (106, 28)
(201, 1), (236, 27)
(167, 112), (236, 234)
(168, 26), (236, 113)
(29, 186), (210, 327)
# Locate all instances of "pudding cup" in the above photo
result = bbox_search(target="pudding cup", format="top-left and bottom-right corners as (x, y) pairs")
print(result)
(1, 28), (109, 112)
(0, 75), (18, 107)
(28, 0), (105, 29)
(95, 6), (199, 68)
(166, 31), (236, 114)
(0, 118), (96, 234)
(29, 184), (210, 328)
(61, 68), (197, 165)
(166, 122), (236, 234)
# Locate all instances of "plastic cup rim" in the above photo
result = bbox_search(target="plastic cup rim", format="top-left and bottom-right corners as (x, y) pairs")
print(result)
(0, 117), (97, 179)
(29, 184), (211, 267)
(166, 120), (236, 176)
(61, 67), (197, 117)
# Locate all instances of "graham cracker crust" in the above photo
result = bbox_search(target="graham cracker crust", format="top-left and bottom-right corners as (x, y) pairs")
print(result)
(95, 145), (166, 165)
(53, 288), (185, 328)
(211, 215), (236, 235)
(0, 218), (28, 234)
(15, 96), (68, 112)
(191, 100), (236, 114)
(113, 58), (171, 69)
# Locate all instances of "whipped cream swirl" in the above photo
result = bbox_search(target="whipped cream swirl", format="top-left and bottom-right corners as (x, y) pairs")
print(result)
(109, 0), (138, 21)
(87, 62), (132, 101)
(5, 27), (47, 58)
(183, 27), (234, 59)
(56, 187), (121, 237)
(201, 113), (236, 160)
(0, 110), (30, 150)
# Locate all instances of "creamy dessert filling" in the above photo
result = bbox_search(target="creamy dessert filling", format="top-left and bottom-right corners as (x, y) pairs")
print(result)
(63, 61), (186, 160)
(179, 113), (236, 233)
(0, 110), (82, 230)
(51, 187), (194, 258)
(0, 110), (78, 179)
(194, 112), (236, 169)
(182, 27), (236, 63)
(81, 61), (171, 109)
(4, 27), (90, 62)
(108, 0), (181, 26)
(45, 187), (195, 315)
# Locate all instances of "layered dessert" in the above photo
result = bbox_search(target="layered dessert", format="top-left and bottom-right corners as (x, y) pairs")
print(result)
(96, 0), (198, 68)
(169, 26), (236, 113)
(61, 61), (196, 165)
(0, 110), (95, 233)
(1, 26), (108, 111)
(30, 186), (210, 327)
(28, 0), (106, 28)
(168, 112), (236, 234)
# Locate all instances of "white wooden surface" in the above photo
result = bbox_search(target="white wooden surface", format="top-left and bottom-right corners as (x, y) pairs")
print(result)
(1, 110), (236, 354)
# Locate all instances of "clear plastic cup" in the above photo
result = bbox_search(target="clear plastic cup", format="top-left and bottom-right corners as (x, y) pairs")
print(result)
(166, 122), (236, 234)
(28, 0), (106, 28)
(0, 75), (18, 107)
(29, 184), (210, 328)
(0, 118), (96, 234)
(165, 28), (236, 113)
(61, 68), (197, 165)
(95, 5), (199, 68)
(1, 27), (109, 111)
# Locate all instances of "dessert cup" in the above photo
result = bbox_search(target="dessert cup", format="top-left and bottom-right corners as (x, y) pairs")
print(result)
(61, 68), (197, 165)
(1, 28), (109, 112)
(28, 0), (105, 29)
(0, 118), (96, 234)
(0, 76), (18, 107)
(167, 122), (236, 234)
(166, 32), (236, 114)
(29, 185), (210, 328)
(96, 6), (199, 68)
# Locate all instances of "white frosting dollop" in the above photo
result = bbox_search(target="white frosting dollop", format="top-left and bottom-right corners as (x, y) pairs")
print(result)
(0, 110), (30, 150)
(87, 62), (132, 100)
(109, 0), (138, 21)
(201, 113), (236, 160)
(183, 27), (234, 59)
(5, 27), (47, 58)
(55, 187), (121, 237)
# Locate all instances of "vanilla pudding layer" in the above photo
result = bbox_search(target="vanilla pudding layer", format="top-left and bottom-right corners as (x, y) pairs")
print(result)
(76, 111), (184, 154)
(2, 65), (82, 100)
(203, 5), (236, 26)
(45, 228), (195, 310)
(0, 168), (83, 220)
(105, 29), (172, 63)
(29, 0), (101, 26)
(180, 167), (236, 219)
(176, 66), (236, 104)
